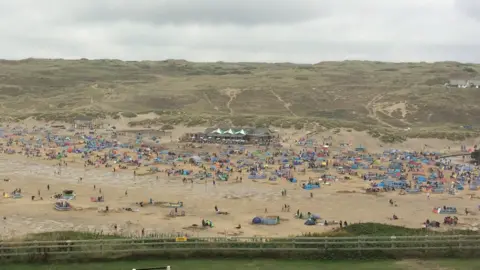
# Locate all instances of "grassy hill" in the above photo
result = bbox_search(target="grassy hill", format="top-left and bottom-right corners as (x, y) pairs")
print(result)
(1, 59), (479, 133)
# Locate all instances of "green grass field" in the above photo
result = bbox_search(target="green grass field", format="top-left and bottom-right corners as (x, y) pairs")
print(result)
(4, 259), (480, 270)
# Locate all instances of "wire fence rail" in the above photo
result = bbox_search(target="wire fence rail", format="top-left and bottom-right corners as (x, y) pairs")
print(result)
(1, 235), (480, 261)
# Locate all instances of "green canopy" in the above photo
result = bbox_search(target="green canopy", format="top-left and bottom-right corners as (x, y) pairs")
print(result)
(235, 129), (246, 135)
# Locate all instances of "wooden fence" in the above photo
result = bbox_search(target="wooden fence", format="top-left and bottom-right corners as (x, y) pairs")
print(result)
(1, 235), (480, 261)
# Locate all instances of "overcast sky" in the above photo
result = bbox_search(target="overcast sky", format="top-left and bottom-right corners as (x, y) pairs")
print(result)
(1, 0), (479, 63)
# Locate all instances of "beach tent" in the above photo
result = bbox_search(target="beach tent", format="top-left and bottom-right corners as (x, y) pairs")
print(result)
(355, 145), (366, 152)
(212, 129), (223, 134)
(224, 129), (234, 135)
(252, 217), (262, 224)
(416, 176), (427, 182)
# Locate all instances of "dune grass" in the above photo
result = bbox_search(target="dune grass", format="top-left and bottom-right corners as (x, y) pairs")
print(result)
(2, 59), (480, 134)
(305, 222), (480, 237)
(1, 224), (479, 264)
(15, 222), (480, 242)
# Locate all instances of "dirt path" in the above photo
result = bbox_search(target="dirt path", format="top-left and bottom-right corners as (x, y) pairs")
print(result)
(203, 92), (219, 112)
(269, 88), (298, 117)
(365, 94), (399, 129)
(225, 90), (239, 116)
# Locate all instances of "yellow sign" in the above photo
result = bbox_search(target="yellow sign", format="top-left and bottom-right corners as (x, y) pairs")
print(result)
(175, 237), (187, 242)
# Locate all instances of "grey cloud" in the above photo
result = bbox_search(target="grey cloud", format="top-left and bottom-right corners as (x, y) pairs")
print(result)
(455, 0), (480, 21)
(70, 0), (329, 26)
(0, 0), (480, 62)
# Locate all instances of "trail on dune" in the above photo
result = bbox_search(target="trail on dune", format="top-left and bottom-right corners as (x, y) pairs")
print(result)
(226, 93), (236, 116)
(223, 88), (241, 116)
(365, 94), (399, 129)
(269, 88), (297, 117)
(203, 92), (219, 111)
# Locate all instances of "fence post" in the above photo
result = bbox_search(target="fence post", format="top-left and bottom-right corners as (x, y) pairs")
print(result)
(357, 237), (362, 257)
(424, 235), (428, 256)
(390, 235), (396, 249)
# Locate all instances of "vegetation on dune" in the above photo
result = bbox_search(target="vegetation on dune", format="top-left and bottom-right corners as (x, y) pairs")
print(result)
(16, 223), (480, 240)
(20, 230), (181, 241)
(1, 223), (479, 263)
(5, 109), (479, 143)
(1, 59), (480, 138)
(471, 149), (480, 163)
(303, 222), (480, 237)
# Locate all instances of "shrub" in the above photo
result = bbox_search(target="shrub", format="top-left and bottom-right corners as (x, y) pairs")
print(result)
(122, 112), (137, 118)
(294, 122), (304, 130)
(463, 67), (477, 73)
(186, 117), (207, 127)
(161, 124), (174, 130)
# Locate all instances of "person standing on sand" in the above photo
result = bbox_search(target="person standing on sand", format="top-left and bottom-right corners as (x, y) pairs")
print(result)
(47, 184), (50, 191)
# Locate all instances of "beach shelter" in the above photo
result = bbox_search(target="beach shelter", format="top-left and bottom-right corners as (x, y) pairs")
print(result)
(212, 128), (223, 134)
(235, 129), (246, 135)
(224, 129), (234, 135)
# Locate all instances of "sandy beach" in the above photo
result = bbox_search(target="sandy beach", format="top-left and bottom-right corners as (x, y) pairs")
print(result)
(1, 120), (480, 239)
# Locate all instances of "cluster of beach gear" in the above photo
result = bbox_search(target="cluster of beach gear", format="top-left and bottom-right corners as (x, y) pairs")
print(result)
(3, 189), (23, 199)
(294, 212), (321, 225)
(252, 216), (280, 225)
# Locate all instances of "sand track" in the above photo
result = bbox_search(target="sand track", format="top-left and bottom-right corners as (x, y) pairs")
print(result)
(365, 94), (399, 129)
(269, 88), (297, 117)
(222, 88), (242, 116)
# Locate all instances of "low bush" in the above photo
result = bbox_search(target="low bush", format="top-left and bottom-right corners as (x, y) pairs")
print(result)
(303, 222), (479, 237)
(161, 124), (174, 130)
(121, 112), (137, 118)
